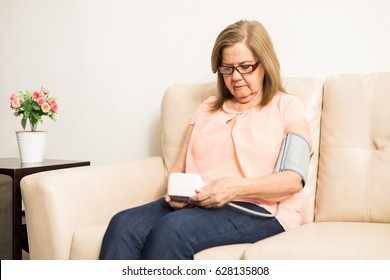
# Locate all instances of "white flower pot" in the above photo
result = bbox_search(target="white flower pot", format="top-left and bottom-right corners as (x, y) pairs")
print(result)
(16, 131), (48, 163)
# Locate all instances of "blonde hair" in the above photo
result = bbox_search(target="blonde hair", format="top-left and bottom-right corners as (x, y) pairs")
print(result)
(211, 20), (285, 110)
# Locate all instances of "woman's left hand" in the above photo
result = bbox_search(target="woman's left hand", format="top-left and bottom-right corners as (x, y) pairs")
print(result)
(189, 177), (240, 208)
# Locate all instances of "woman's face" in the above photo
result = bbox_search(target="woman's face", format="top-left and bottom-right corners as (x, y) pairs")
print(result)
(221, 42), (265, 104)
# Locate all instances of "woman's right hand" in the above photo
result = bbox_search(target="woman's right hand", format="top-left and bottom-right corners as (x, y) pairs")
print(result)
(164, 194), (190, 210)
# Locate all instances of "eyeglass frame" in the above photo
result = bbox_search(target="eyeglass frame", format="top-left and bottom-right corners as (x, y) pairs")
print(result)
(217, 61), (260, 76)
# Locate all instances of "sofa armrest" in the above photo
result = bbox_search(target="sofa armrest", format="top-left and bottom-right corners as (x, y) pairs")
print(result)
(21, 156), (166, 259)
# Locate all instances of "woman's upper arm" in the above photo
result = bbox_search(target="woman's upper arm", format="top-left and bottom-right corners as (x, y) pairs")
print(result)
(282, 95), (312, 150)
(169, 124), (194, 173)
(285, 119), (313, 151)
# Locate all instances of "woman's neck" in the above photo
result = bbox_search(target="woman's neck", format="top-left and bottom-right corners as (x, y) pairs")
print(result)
(227, 91), (262, 112)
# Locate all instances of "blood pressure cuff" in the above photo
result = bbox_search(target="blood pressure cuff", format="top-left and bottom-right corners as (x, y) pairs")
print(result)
(273, 132), (311, 186)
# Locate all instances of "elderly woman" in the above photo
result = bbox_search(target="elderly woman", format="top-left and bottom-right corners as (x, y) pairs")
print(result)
(99, 19), (312, 260)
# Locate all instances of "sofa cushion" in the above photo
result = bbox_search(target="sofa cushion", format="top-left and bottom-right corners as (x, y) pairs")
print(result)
(195, 244), (251, 260)
(69, 224), (249, 260)
(243, 222), (390, 259)
(161, 82), (218, 172)
(282, 78), (323, 223)
(316, 72), (390, 222)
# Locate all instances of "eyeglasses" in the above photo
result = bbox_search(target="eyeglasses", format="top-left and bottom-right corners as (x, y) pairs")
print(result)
(218, 61), (259, 76)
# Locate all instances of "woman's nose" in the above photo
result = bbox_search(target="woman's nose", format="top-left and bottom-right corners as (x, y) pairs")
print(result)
(231, 68), (243, 80)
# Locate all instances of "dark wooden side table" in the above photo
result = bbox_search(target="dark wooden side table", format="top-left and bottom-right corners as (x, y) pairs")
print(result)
(0, 158), (90, 260)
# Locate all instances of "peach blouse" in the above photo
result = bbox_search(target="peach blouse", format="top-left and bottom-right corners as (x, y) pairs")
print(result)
(185, 93), (306, 230)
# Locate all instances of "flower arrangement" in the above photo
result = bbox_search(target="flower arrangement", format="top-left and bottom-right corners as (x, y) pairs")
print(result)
(10, 87), (58, 131)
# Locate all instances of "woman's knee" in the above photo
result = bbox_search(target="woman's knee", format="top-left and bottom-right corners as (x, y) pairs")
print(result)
(141, 212), (194, 259)
(106, 210), (128, 231)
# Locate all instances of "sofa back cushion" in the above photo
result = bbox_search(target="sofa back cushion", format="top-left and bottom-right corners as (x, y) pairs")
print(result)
(282, 78), (323, 223)
(161, 77), (323, 223)
(315, 72), (390, 222)
(161, 82), (217, 171)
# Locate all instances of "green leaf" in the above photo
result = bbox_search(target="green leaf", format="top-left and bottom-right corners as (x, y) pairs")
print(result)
(32, 103), (40, 110)
(21, 118), (27, 130)
(32, 112), (41, 121)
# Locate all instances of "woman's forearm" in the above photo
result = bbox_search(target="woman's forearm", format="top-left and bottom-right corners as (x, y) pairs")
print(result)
(234, 171), (303, 202)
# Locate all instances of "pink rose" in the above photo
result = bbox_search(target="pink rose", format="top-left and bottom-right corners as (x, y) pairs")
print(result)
(37, 97), (46, 106)
(10, 93), (17, 100)
(41, 102), (51, 113)
(32, 91), (41, 99)
(11, 98), (21, 109)
(48, 99), (58, 113)
(42, 87), (50, 95)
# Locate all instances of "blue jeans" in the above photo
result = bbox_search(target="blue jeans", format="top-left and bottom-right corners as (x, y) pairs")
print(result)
(99, 198), (284, 260)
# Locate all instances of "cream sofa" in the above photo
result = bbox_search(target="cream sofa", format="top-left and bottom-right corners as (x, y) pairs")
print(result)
(21, 72), (390, 260)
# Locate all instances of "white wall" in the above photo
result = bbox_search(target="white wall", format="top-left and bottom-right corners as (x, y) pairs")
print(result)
(1, 0), (389, 165)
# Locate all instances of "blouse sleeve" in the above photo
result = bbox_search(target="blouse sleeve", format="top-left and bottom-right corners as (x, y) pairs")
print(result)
(281, 94), (306, 130)
(189, 96), (217, 125)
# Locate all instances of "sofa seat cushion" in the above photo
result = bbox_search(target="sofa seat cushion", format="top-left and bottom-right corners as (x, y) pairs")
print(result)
(69, 224), (249, 260)
(195, 244), (251, 260)
(244, 222), (390, 259)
